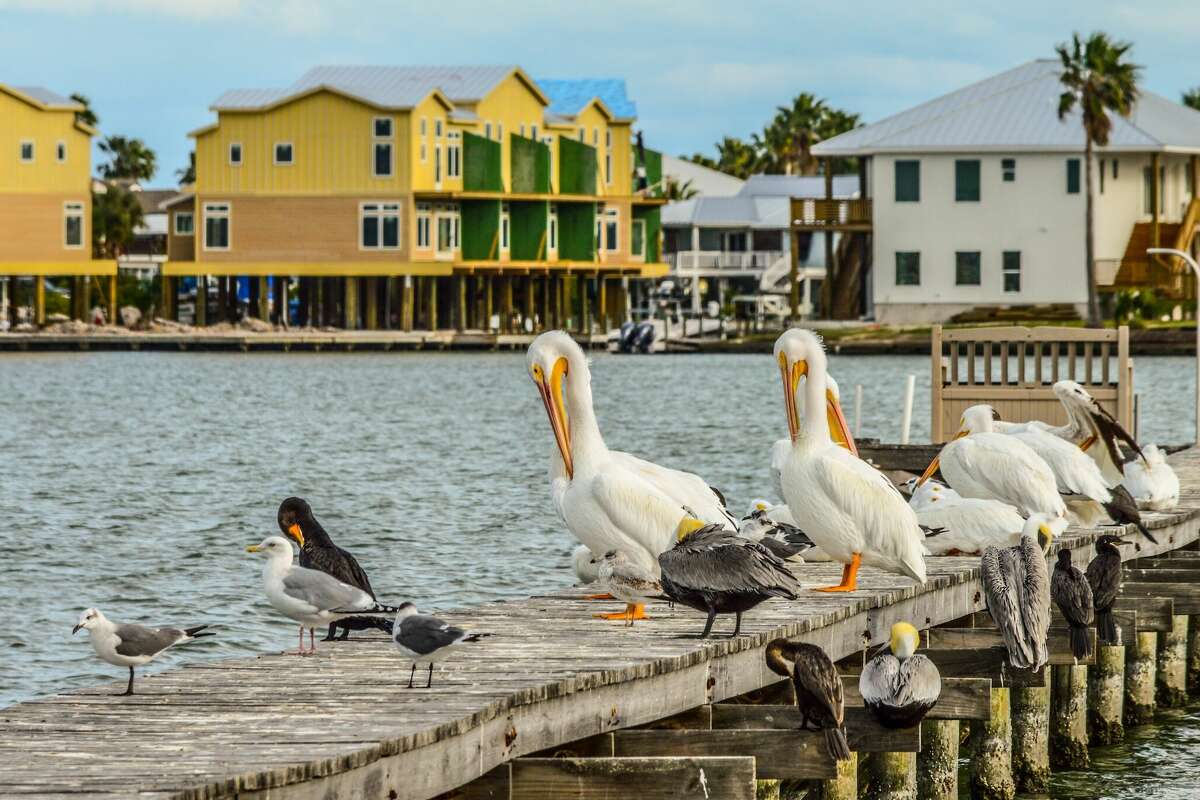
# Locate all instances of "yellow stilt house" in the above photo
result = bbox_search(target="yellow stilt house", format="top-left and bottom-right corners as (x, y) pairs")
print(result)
(0, 84), (115, 326)
(166, 65), (667, 330)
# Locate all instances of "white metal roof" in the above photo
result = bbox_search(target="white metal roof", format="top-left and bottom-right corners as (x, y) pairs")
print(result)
(661, 155), (746, 197)
(813, 59), (1200, 156)
(10, 85), (81, 109)
(663, 174), (860, 229)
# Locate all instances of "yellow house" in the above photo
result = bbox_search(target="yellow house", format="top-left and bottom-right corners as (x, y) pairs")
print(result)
(0, 83), (115, 325)
(166, 65), (666, 331)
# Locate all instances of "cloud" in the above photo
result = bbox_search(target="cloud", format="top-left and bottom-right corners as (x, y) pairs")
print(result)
(0, 0), (333, 30)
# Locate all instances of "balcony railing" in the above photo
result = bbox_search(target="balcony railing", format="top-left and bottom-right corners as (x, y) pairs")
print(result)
(789, 197), (872, 230)
(667, 250), (785, 271)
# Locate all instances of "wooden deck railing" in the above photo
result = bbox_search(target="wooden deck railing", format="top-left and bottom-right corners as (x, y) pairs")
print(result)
(789, 197), (872, 231)
(930, 325), (1133, 442)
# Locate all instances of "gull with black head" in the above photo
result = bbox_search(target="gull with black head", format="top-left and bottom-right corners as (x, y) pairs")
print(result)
(392, 603), (491, 688)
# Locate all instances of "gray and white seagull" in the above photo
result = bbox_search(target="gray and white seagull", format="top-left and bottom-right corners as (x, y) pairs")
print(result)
(72, 607), (214, 696)
(392, 603), (491, 688)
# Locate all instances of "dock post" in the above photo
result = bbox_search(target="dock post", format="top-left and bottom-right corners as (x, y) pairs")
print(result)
(1050, 664), (1089, 768)
(1188, 615), (1200, 693)
(455, 274), (466, 331)
(969, 686), (1015, 800)
(429, 277), (438, 330)
(1157, 615), (1188, 708)
(403, 276), (415, 331)
(541, 274), (551, 330)
(485, 274), (494, 332)
(524, 275), (535, 331)
(916, 720), (958, 800)
(862, 752), (916, 800)
(106, 273), (117, 325)
(34, 276), (45, 326)
(1125, 631), (1157, 725)
(365, 277), (379, 330)
(812, 751), (856, 799)
(1089, 644), (1124, 743)
(195, 275), (206, 326)
(1010, 685), (1049, 793)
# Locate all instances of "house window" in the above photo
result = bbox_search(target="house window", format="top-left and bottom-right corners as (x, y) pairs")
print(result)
(955, 159), (981, 201)
(420, 118), (428, 162)
(548, 204), (558, 256)
(592, 128), (599, 146)
(1112, 159), (1119, 180)
(1143, 166), (1165, 214)
(955, 251), (981, 286)
(374, 117), (392, 138)
(19, 140), (34, 162)
(631, 219), (646, 258)
(604, 207), (619, 252)
(361, 202), (401, 250)
(174, 211), (194, 236)
(1188, 164), (1195, 197)
(56, 141), (66, 162)
(519, 124), (526, 138)
(64, 202), (84, 248)
(1003, 251), (1021, 292)
(435, 144), (442, 184)
(1001, 158), (1015, 182)
(374, 142), (393, 177)
(530, 124), (538, 141)
(203, 202), (231, 250)
(578, 127), (585, 140)
(500, 202), (510, 253)
(485, 122), (492, 139)
(273, 142), (293, 165)
(1099, 159), (1105, 194)
(1067, 158), (1081, 194)
(229, 142), (242, 165)
(435, 119), (443, 137)
(604, 129), (613, 184)
(447, 132), (461, 178)
(416, 202), (432, 249)
(435, 204), (459, 255)
(895, 252), (920, 285)
(894, 160), (919, 202)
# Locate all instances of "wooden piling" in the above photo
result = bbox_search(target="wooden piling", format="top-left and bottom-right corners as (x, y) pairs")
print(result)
(455, 274), (466, 331)
(428, 277), (438, 330)
(1089, 644), (1125, 743)
(1124, 631), (1157, 725)
(1050, 664), (1089, 769)
(1010, 684), (1049, 793)
(1188, 615), (1200, 693)
(862, 751), (916, 800)
(969, 687), (1015, 800)
(1156, 615), (1189, 708)
(364, 277), (378, 330)
(811, 751), (856, 800)
(916, 720), (958, 800)
(194, 275), (206, 326)
(34, 276), (45, 326)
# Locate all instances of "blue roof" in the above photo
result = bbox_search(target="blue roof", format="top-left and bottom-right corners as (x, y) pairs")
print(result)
(536, 78), (637, 120)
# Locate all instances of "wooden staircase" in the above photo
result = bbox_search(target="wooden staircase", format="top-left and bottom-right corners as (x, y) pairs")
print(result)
(1109, 199), (1199, 298)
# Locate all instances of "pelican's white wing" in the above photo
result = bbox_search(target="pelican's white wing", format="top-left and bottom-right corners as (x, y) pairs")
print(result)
(916, 497), (1025, 555)
(1002, 428), (1111, 502)
(1122, 444), (1179, 511)
(610, 450), (737, 529)
(587, 468), (693, 561)
(941, 434), (1066, 518)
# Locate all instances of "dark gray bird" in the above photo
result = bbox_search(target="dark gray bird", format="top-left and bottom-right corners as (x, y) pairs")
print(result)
(278, 497), (392, 640)
(765, 639), (851, 761)
(859, 621), (941, 728)
(981, 514), (1052, 670)
(72, 607), (213, 695)
(1051, 548), (1094, 660)
(659, 520), (801, 638)
(392, 603), (490, 688)
(1086, 534), (1128, 645)
(1101, 484), (1158, 545)
(739, 508), (817, 560)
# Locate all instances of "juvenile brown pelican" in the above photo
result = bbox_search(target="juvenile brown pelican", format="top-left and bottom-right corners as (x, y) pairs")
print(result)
(859, 621), (941, 728)
(592, 550), (664, 626)
(659, 519), (800, 638)
(765, 639), (851, 761)
(391, 603), (490, 688)
(278, 497), (391, 640)
(1086, 534), (1129, 645)
(1050, 548), (1094, 661)
(981, 514), (1054, 671)
(73, 608), (213, 696)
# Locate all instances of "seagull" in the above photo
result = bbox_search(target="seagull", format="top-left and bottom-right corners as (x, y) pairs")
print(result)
(246, 536), (397, 655)
(1086, 534), (1129, 645)
(738, 501), (818, 561)
(391, 603), (491, 688)
(980, 514), (1056, 671)
(72, 608), (213, 696)
(659, 518), (800, 638)
(859, 621), (942, 728)
(277, 497), (392, 640)
(765, 639), (851, 761)
(1050, 548), (1094, 661)
(592, 550), (665, 626)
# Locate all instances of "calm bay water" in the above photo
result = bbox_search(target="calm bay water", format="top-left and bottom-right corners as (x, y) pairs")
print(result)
(1, 350), (1197, 797)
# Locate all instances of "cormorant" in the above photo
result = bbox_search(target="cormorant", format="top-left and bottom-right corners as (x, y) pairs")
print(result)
(765, 639), (851, 761)
(1050, 548), (1094, 660)
(1086, 534), (1128, 645)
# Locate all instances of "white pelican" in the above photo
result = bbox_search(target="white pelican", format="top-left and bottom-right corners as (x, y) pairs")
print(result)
(981, 513), (1055, 671)
(859, 621), (942, 728)
(906, 479), (1027, 556)
(775, 329), (927, 591)
(919, 405), (1066, 519)
(526, 331), (736, 621)
(1122, 444), (1179, 511)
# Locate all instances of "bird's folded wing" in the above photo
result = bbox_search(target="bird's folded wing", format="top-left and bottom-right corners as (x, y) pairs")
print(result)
(113, 624), (182, 657)
(661, 533), (795, 594)
(793, 652), (844, 722)
(898, 655), (941, 705)
(591, 469), (690, 554)
(397, 615), (466, 655)
(282, 567), (371, 613)
(858, 655), (898, 705)
(610, 450), (737, 529)
(982, 547), (1033, 666)
(1052, 570), (1095, 626)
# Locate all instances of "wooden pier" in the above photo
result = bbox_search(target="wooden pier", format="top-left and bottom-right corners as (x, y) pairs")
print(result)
(3, 450), (1200, 799)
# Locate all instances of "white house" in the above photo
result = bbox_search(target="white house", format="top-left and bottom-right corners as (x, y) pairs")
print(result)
(811, 59), (1200, 324)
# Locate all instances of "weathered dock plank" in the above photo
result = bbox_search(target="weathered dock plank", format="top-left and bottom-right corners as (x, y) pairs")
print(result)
(2, 449), (1198, 799)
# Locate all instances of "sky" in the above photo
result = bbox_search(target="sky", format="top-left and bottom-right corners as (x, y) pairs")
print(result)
(2, 0), (1199, 187)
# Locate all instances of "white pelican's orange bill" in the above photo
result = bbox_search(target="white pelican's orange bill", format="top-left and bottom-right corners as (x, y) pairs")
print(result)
(825, 389), (857, 456)
(536, 357), (573, 478)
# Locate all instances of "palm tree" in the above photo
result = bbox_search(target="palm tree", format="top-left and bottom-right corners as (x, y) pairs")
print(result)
(1057, 32), (1141, 328)
(664, 176), (699, 201)
(177, 151), (196, 185)
(1183, 87), (1200, 111)
(759, 93), (829, 175)
(713, 136), (763, 179)
(99, 135), (157, 182)
(92, 184), (145, 258)
(69, 93), (98, 128)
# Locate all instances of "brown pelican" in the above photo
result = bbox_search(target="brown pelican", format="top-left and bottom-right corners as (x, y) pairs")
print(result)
(765, 639), (851, 761)
(391, 603), (490, 688)
(659, 519), (800, 638)
(859, 621), (942, 728)
(592, 550), (664, 626)
(1086, 534), (1129, 645)
(73, 608), (213, 696)
(1050, 548), (1094, 661)
(980, 514), (1054, 671)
